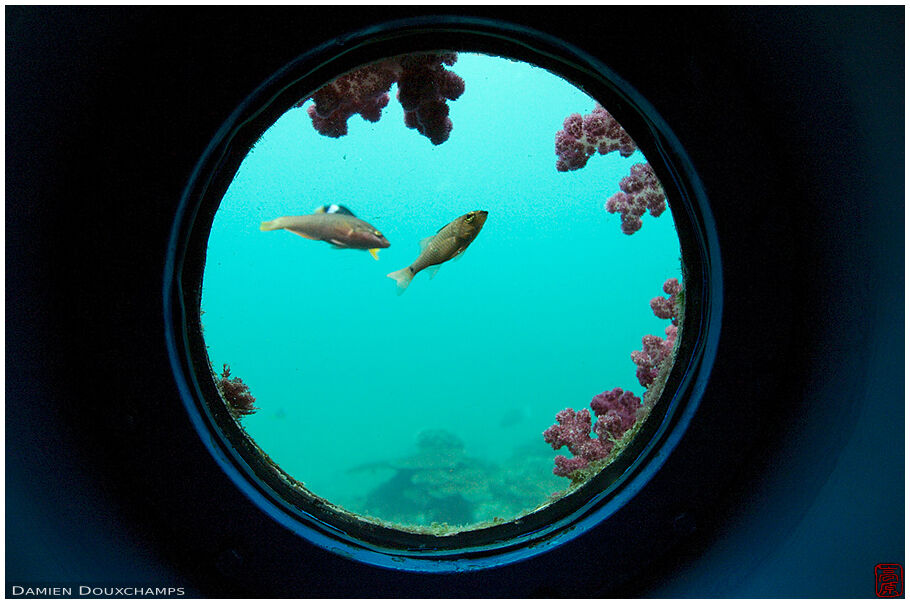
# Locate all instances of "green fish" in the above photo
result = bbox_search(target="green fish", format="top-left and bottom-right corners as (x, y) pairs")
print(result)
(260, 205), (389, 260)
(386, 210), (488, 294)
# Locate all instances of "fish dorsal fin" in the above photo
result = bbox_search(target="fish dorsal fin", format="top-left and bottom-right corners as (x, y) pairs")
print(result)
(331, 204), (356, 216)
(427, 265), (442, 280)
(316, 204), (356, 216)
(419, 236), (434, 251)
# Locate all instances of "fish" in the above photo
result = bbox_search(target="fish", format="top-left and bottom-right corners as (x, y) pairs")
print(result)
(386, 210), (488, 294)
(259, 205), (390, 259)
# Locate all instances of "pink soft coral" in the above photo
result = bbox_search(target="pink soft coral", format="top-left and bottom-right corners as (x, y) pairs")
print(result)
(631, 325), (678, 388)
(633, 279), (683, 387)
(605, 163), (668, 235)
(590, 387), (643, 437)
(544, 277), (684, 479)
(650, 278), (682, 325)
(543, 389), (642, 478)
(554, 104), (637, 172)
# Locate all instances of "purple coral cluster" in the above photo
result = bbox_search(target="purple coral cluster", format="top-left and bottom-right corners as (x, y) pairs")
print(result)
(632, 278), (682, 387)
(397, 53), (465, 145)
(554, 105), (670, 235)
(301, 52), (465, 145)
(544, 278), (684, 479)
(650, 278), (682, 325)
(631, 325), (679, 388)
(543, 388), (643, 477)
(605, 163), (668, 235)
(555, 104), (637, 172)
(303, 60), (397, 138)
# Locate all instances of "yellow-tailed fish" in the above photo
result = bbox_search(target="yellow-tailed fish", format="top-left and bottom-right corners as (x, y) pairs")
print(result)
(259, 204), (389, 259)
(386, 210), (488, 294)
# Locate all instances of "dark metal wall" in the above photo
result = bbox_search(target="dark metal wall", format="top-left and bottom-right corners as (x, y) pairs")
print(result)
(6, 7), (903, 597)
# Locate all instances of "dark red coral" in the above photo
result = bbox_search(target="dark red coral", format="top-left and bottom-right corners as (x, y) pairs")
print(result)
(396, 53), (465, 145)
(301, 52), (465, 145)
(217, 364), (258, 419)
(301, 59), (397, 138)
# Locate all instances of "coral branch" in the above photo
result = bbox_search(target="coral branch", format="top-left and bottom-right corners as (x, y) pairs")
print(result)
(300, 52), (465, 145)
(554, 106), (668, 235)
(303, 60), (397, 138)
(397, 52), (465, 145)
(555, 104), (637, 172)
(631, 325), (678, 388)
(633, 278), (683, 386)
(543, 389), (643, 478)
(544, 279), (684, 480)
(605, 163), (668, 235)
(591, 387), (645, 437)
(650, 278), (682, 325)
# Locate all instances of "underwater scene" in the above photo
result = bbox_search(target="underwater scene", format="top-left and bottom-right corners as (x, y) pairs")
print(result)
(201, 52), (682, 531)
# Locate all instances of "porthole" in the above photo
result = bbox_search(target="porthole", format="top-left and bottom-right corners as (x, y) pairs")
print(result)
(165, 17), (720, 571)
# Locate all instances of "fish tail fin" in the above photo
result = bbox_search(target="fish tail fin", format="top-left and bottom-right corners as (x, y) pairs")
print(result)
(386, 267), (414, 295)
(259, 218), (283, 231)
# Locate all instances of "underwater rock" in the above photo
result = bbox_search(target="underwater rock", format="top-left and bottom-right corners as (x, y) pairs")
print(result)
(352, 429), (487, 526)
(350, 429), (558, 528)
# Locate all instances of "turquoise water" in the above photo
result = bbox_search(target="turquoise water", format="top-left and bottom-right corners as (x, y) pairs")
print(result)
(201, 53), (681, 527)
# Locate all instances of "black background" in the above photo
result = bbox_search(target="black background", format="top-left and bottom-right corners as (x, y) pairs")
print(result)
(7, 6), (904, 597)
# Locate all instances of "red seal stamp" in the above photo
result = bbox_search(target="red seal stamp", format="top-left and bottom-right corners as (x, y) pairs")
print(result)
(875, 563), (904, 597)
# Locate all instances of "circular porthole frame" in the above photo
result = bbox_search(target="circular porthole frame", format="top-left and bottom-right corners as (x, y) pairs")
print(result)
(163, 15), (722, 573)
